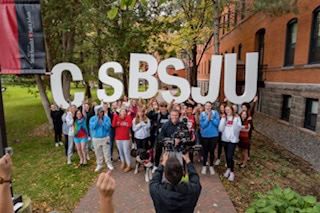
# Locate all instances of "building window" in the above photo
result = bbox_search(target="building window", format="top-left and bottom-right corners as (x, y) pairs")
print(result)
(227, 8), (231, 29)
(285, 19), (297, 66)
(241, 0), (246, 20)
(309, 7), (320, 64)
(304, 98), (318, 131)
(222, 15), (226, 34)
(208, 60), (211, 74)
(232, 47), (235, 53)
(238, 44), (242, 60)
(281, 95), (292, 121)
(234, 4), (238, 26)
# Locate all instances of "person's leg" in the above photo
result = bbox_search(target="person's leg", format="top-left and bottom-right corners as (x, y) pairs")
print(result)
(202, 138), (209, 166)
(209, 137), (218, 166)
(75, 143), (83, 164)
(122, 140), (131, 168)
(239, 147), (244, 165)
(135, 138), (142, 149)
(93, 138), (103, 166)
(227, 143), (237, 172)
(116, 140), (126, 169)
(242, 148), (248, 167)
(54, 127), (59, 145)
(67, 135), (74, 163)
(109, 129), (115, 159)
(102, 137), (112, 168)
(141, 138), (149, 150)
(222, 142), (229, 168)
(217, 133), (222, 159)
(81, 142), (87, 164)
(64, 134), (68, 156)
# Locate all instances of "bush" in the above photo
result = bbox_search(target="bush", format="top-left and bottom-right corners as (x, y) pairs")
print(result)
(246, 185), (320, 213)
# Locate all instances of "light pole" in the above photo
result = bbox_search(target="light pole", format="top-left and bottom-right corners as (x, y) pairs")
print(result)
(0, 74), (8, 157)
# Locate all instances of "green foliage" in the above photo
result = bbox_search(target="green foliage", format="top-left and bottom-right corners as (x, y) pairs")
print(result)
(247, 185), (320, 213)
(252, 0), (298, 17)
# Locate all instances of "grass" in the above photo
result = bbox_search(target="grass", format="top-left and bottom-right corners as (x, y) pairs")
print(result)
(3, 85), (97, 213)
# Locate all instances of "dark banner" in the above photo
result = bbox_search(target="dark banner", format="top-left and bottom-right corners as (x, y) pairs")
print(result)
(0, 0), (46, 74)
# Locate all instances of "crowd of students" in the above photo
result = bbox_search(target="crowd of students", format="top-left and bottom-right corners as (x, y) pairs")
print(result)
(50, 95), (258, 182)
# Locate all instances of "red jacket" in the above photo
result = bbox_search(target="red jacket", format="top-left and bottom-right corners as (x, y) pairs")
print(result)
(112, 113), (132, 140)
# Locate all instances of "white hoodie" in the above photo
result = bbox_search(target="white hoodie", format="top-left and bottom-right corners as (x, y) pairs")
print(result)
(132, 118), (151, 139)
(218, 116), (242, 143)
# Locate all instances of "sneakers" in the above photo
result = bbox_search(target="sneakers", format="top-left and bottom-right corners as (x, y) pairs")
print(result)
(55, 143), (59, 147)
(67, 158), (72, 165)
(214, 159), (221, 166)
(209, 166), (215, 175)
(228, 172), (235, 181)
(94, 165), (103, 172)
(224, 169), (231, 178)
(201, 166), (207, 175)
(124, 166), (131, 173)
(58, 141), (63, 146)
(107, 163), (114, 171)
(152, 166), (158, 173)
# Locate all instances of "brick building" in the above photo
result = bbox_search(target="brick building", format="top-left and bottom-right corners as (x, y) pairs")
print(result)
(197, 0), (320, 170)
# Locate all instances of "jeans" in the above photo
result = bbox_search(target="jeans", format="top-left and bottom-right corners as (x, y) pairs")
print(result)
(116, 140), (131, 166)
(67, 135), (74, 158)
(201, 137), (218, 166)
(110, 128), (115, 157)
(222, 142), (237, 172)
(135, 137), (150, 150)
(64, 134), (68, 156)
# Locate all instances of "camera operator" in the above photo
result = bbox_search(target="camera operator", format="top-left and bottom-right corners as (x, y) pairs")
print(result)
(149, 152), (201, 213)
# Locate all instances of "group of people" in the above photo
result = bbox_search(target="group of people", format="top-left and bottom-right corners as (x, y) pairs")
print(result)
(50, 94), (257, 182)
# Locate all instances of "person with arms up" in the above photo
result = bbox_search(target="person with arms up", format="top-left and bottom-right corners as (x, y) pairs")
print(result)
(149, 152), (201, 213)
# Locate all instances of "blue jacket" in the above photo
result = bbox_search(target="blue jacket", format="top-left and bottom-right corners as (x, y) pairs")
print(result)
(199, 110), (220, 138)
(89, 115), (111, 138)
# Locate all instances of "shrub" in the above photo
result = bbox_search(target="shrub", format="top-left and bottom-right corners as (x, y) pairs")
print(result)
(246, 185), (320, 213)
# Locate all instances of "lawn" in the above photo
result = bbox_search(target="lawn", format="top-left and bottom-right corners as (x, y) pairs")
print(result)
(3, 85), (97, 213)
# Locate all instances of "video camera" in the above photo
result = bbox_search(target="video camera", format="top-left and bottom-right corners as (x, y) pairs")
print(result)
(162, 117), (201, 154)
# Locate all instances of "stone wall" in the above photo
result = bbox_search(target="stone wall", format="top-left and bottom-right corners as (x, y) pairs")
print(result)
(254, 112), (320, 172)
(260, 82), (320, 134)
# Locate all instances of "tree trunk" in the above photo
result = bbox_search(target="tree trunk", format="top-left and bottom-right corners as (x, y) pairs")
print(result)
(35, 74), (53, 127)
(191, 43), (198, 87)
(62, 72), (71, 101)
(213, 0), (220, 55)
(84, 81), (92, 99)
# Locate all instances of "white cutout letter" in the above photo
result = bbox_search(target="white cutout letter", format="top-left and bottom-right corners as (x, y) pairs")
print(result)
(97, 62), (124, 103)
(224, 53), (258, 104)
(158, 58), (190, 103)
(192, 55), (222, 104)
(128, 53), (158, 99)
(50, 63), (84, 108)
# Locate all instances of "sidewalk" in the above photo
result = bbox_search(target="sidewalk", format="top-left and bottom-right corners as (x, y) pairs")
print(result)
(73, 156), (236, 213)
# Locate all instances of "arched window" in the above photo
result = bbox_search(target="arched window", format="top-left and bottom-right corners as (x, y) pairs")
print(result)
(284, 18), (298, 66)
(241, 0), (246, 20)
(222, 15), (226, 34)
(309, 7), (320, 64)
(238, 44), (242, 60)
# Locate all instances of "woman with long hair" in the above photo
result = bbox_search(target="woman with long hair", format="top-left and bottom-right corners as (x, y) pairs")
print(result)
(74, 109), (89, 166)
(132, 108), (151, 150)
(238, 110), (251, 168)
(219, 105), (242, 181)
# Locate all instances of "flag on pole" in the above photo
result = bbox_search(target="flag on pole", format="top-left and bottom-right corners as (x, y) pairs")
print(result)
(0, 0), (46, 74)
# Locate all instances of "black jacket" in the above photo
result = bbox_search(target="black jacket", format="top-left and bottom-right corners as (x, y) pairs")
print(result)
(149, 162), (201, 213)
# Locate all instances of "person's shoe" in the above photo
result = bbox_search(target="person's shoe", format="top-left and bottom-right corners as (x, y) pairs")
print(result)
(152, 166), (158, 173)
(224, 169), (231, 178)
(145, 171), (150, 182)
(86, 155), (90, 161)
(209, 166), (215, 175)
(58, 141), (63, 146)
(201, 166), (207, 175)
(107, 163), (114, 171)
(94, 165), (103, 172)
(124, 166), (131, 173)
(214, 159), (221, 166)
(228, 172), (235, 181)
(55, 143), (59, 147)
(120, 162), (126, 170)
(67, 158), (72, 165)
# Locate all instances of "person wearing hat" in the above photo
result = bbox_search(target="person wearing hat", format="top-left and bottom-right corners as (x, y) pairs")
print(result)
(89, 106), (114, 172)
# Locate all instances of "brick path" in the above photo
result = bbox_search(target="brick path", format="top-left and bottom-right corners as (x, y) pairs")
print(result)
(73, 154), (236, 213)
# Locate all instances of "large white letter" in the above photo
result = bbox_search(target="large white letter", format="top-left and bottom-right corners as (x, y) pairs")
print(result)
(50, 63), (84, 108)
(158, 58), (190, 103)
(97, 62), (124, 103)
(128, 53), (158, 99)
(224, 53), (258, 104)
(191, 55), (222, 104)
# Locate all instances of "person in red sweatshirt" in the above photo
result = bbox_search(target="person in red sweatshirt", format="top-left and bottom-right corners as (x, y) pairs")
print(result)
(112, 108), (133, 172)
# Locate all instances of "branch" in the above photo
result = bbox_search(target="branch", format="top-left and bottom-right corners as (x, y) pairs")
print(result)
(196, 31), (214, 66)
